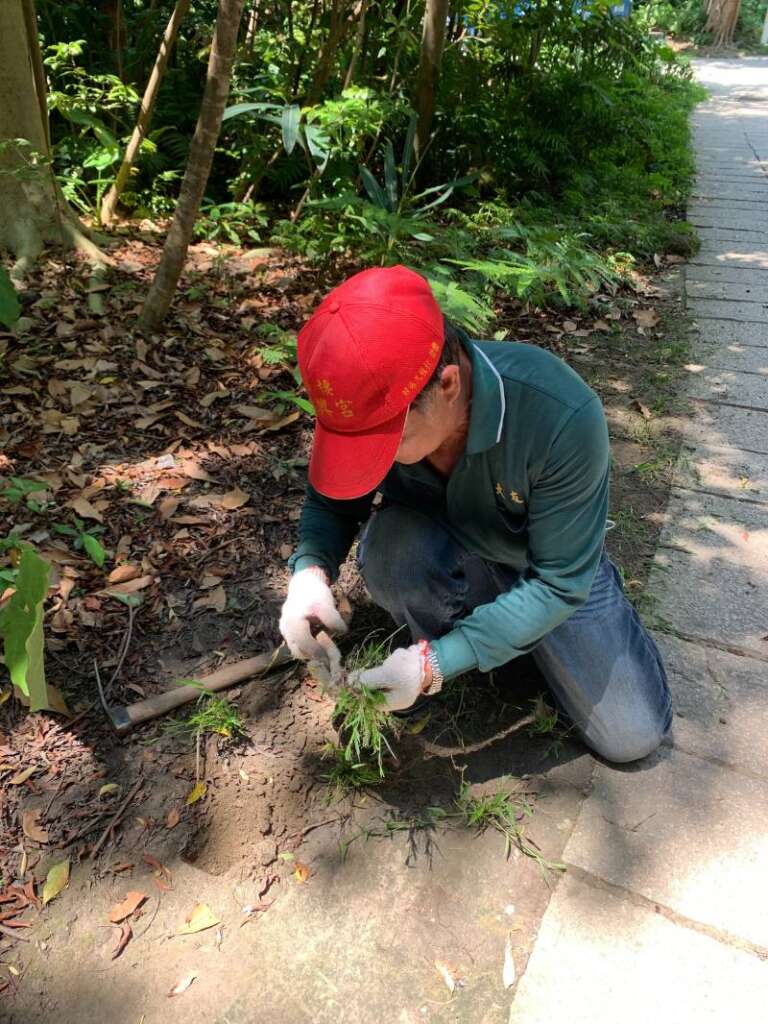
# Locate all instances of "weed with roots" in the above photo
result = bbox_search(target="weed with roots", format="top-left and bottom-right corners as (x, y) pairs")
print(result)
(320, 743), (385, 803)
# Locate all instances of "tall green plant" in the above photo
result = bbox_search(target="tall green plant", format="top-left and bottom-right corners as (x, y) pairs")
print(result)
(0, 544), (55, 712)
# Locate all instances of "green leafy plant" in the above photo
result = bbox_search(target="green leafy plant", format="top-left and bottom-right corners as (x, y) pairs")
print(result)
(0, 476), (49, 509)
(194, 199), (269, 245)
(321, 742), (385, 802)
(52, 518), (107, 568)
(0, 543), (55, 712)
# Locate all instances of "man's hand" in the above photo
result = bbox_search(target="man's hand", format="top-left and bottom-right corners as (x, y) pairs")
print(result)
(347, 642), (432, 711)
(279, 566), (348, 661)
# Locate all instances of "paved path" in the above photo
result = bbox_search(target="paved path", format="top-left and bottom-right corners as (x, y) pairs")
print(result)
(508, 57), (768, 1022)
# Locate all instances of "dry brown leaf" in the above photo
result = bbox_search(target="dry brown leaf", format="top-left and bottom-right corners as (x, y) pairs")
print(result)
(166, 807), (181, 829)
(175, 410), (205, 429)
(279, 543), (292, 560)
(293, 862), (310, 883)
(632, 308), (660, 329)
(101, 574), (154, 596)
(158, 496), (181, 520)
(109, 890), (147, 923)
(185, 781), (206, 805)
(200, 389), (230, 408)
(107, 564), (142, 585)
(562, 320), (578, 333)
(257, 411), (300, 434)
(10, 765), (37, 785)
(177, 459), (213, 482)
(42, 860), (70, 905)
(69, 382), (92, 408)
(199, 574), (223, 590)
(22, 810), (49, 844)
(630, 399), (653, 420)
(189, 487), (249, 511)
(67, 497), (103, 522)
(232, 404), (275, 421)
(168, 971), (197, 997)
(193, 585), (226, 612)
(593, 319), (611, 332)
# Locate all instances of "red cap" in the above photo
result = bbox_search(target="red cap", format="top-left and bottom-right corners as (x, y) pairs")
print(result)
(298, 266), (444, 499)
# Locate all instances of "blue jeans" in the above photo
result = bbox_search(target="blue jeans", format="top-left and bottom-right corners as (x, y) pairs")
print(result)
(357, 505), (672, 764)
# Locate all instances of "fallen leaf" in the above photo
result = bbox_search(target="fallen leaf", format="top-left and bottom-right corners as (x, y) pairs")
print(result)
(293, 861), (310, 883)
(99, 783), (120, 798)
(192, 586), (226, 612)
(166, 807), (181, 829)
(175, 411), (205, 429)
(256, 410), (300, 434)
(632, 308), (660, 329)
(503, 933), (516, 988)
(188, 487), (249, 510)
(200, 389), (230, 408)
(562, 320), (578, 333)
(435, 960), (457, 993)
(67, 497), (103, 522)
(42, 860), (70, 905)
(107, 564), (142, 585)
(232, 404), (275, 421)
(101, 574), (154, 597)
(593, 319), (611, 332)
(186, 781), (206, 805)
(22, 810), (49, 843)
(177, 459), (213, 482)
(177, 903), (220, 935)
(629, 399), (652, 420)
(199, 573), (223, 589)
(109, 890), (147, 923)
(111, 920), (132, 959)
(158, 496), (181, 520)
(279, 544), (292, 560)
(10, 765), (37, 785)
(168, 971), (197, 996)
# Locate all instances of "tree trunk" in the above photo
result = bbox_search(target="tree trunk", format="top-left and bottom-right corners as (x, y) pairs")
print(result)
(100, 0), (191, 226)
(705, 0), (741, 46)
(414, 0), (449, 160)
(139, 0), (245, 332)
(0, 0), (66, 271)
(343, 0), (369, 90)
(306, 0), (356, 105)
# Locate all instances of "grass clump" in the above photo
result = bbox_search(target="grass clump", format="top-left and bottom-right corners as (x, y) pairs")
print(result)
(456, 780), (565, 878)
(165, 684), (245, 742)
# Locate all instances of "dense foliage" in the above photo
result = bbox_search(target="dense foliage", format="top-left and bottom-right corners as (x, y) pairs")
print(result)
(37, 0), (705, 323)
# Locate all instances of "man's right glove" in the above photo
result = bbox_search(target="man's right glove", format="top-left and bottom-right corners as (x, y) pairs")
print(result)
(278, 565), (348, 662)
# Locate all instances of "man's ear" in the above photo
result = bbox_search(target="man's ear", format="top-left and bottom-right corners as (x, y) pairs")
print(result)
(440, 364), (462, 403)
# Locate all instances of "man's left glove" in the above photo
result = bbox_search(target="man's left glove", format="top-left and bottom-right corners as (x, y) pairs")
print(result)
(348, 642), (433, 711)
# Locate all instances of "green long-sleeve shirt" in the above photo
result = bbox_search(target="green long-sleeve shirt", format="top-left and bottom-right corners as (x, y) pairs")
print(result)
(288, 332), (610, 680)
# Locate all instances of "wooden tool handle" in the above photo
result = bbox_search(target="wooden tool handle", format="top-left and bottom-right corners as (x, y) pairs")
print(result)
(109, 644), (294, 735)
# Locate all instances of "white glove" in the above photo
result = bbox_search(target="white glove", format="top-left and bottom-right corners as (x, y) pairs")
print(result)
(348, 643), (429, 711)
(279, 566), (347, 661)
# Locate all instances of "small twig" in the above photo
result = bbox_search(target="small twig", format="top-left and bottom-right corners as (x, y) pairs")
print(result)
(66, 701), (97, 729)
(91, 778), (143, 859)
(43, 776), (69, 819)
(106, 604), (135, 695)
(288, 817), (339, 841)
(94, 660), (109, 719)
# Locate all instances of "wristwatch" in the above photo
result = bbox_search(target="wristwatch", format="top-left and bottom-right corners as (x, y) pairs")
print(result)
(424, 645), (444, 696)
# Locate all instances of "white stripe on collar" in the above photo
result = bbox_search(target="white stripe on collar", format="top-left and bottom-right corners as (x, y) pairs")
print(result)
(473, 344), (505, 445)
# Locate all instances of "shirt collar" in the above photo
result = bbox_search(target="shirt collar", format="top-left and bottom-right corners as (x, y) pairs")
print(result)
(458, 329), (505, 455)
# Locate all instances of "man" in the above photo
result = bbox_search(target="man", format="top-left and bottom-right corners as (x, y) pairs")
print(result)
(279, 265), (672, 764)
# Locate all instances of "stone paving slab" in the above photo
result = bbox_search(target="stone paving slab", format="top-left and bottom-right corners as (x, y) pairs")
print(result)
(674, 441), (768, 502)
(690, 199), (768, 214)
(692, 339), (768, 374)
(687, 279), (768, 301)
(695, 227), (768, 246)
(563, 746), (768, 949)
(688, 298), (768, 323)
(693, 185), (768, 200)
(683, 365), (768, 407)
(508, 872), (768, 1024)
(689, 208), (768, 228)
(685, 394), (768, 453)
(694, 320), (768, 350)
(686, 264), (768, 285)
(652, 632), (768, 777)
(649, 486), (768, 654)
(691, 245), (768, 269)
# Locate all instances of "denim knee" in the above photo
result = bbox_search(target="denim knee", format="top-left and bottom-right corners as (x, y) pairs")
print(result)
(588, 712), (670, 765)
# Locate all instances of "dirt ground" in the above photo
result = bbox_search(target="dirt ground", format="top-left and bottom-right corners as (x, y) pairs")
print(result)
(0, 235), (694, 1019)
